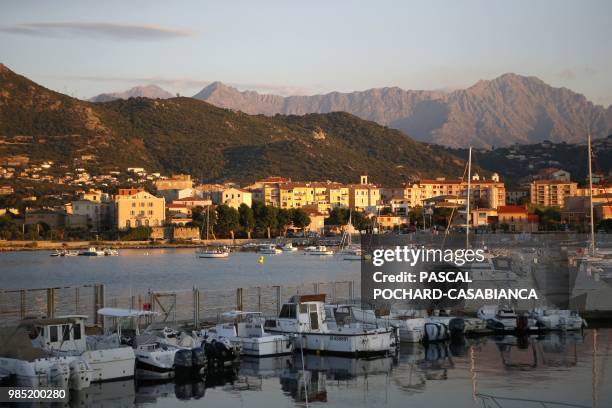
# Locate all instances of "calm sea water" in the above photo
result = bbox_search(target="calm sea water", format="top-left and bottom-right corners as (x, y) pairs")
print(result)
(0, 249), (360, 293)
(67, 330), (610, 408)
(1, 250), (611, 407)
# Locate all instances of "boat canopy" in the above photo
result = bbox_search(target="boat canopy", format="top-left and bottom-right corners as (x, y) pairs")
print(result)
(18, 316), (86, 327)
(97, 307), (158, 317)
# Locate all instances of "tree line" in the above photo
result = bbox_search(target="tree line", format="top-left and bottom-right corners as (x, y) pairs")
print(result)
(189, 202), (311, 239)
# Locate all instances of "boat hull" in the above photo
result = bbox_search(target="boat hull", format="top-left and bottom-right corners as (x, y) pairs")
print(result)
(239, 336), (294, 357)
(267, 329), (393, 356)
(82, 348), (135, 382)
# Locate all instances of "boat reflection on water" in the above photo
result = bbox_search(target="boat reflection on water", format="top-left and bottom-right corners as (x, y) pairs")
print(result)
(70, 379), (135, 407)
(50, 330), (607, 407)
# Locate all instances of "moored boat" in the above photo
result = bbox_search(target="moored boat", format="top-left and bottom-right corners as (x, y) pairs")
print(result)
(530, 308), (585, 331)
(306, 245), (334, 256)
(281, 243), (298, 252)
(197, 247), (230, 258)
(201, 311), (294, 357)
(79, 247), (105, 256)
(264, 294), (395, 356)
(259, 244), (282, 254)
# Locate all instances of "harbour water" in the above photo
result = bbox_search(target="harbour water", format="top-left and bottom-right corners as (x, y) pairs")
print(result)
(0, 248), (359, 294)
(1, 248), (611, 407)
(69, 330), (610, 407)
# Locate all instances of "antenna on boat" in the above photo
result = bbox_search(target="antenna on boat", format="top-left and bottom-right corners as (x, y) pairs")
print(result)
(587, 131), (595, 256)
(466, 146), (472, 249)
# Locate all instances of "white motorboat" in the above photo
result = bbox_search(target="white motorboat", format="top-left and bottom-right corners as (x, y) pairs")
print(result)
(23, 315), (135, 383)
(324, 304), (401, 346)
(530, 308), (585, 331)
(281, 243), (298, 252)
(103, 248), (119, 256)
(259, 244), (282, 254)
(97, 308), (182, 380)
(0, 327), (82, 390)
(477, 305), (537, 332)
(330, 305), (448, 343)
(306, 245), (334, 256)
(80, 247), (105, 256)
(201, 311), (294, 357)
(197, 247), (230, 258)
(133, 336), (178, 380)
(264, 295), (395, 356)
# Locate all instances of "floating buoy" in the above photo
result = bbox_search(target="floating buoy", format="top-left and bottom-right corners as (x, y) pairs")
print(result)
(258, 255), (265, 264)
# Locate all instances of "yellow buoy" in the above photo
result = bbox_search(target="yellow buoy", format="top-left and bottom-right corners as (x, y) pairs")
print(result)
(258, 255), (265, 264)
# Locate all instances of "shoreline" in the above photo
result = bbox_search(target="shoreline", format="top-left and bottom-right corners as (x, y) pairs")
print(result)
(0, 238), (288, 252)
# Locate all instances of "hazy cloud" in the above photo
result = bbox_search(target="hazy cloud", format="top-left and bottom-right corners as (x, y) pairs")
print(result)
(0, 22), (195, 40)
(557, 69), (576, 81)
(556, 66), (597, 81)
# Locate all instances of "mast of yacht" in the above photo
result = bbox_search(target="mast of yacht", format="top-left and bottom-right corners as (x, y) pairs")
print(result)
(588, 132), (595, 256)
(466, 146), (472, 249)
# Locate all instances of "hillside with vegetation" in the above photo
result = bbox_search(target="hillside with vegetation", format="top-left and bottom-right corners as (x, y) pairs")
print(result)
(0, 63), (469, 185)
(443, 136), (612, 185)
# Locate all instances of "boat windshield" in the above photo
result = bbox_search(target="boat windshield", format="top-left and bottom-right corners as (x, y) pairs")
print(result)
(279, 304), (297, 318)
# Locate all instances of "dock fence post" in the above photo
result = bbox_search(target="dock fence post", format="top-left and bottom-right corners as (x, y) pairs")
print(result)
(193, 287), (200, 328)
(257, 287), (262, 312)
(349, 280), (354, 303)
(20, 290), (26, 320)
(47, 288), (55, 318)
(274, 285), (282, 316)
(75, 287), (79, 314)
(236, 288), (244, 311)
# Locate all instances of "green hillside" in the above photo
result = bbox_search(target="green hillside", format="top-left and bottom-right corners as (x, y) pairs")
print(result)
(0, 63), (468, 185)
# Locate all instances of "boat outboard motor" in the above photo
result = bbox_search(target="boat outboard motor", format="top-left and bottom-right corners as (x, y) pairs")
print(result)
(174, 349), (193, 372)
(448, 318), (465, 336)
(192, 347), (207, 371)
(516, 314), (530, 333)
(424, 322), (449, 342)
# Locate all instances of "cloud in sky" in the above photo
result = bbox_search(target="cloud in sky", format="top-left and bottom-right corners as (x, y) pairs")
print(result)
(54, 74), (315, 97)
(0, 22), (195, 40)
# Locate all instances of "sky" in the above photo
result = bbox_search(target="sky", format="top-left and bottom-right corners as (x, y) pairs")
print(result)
(1, 0), (611, 105)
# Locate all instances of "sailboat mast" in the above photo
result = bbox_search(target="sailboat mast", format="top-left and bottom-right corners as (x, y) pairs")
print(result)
(466, 146), (472, 249)
(588, 132), (595, 255)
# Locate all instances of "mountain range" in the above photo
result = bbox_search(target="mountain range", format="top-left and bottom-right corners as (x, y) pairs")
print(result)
(93, 75), (612, 148)
(0, 63), (469, 185)
(89, 84), (173, 102)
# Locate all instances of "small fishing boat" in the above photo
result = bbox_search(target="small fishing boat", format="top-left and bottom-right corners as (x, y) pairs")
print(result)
(281, 243), (298, 252)
(103, 248), (119, 256)
(201, 311), (294, 357)
(264, 294), (395, 356)
(530, 308), (585, 331)
(197, 247), (230, 258)
(96, 308), (183, 380)
(306, 245), (334, 256)
(259, 244), (282, 254)
(477, 305), (537, 332)
(23, 314), (135, 383)
(0, 327), (88, 390)
(79, 247), (105, 257)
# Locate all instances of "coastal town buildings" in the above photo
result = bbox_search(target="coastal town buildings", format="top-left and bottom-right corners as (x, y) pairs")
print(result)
(114, 188), (165, 230)
(530, 180), (578, 207)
